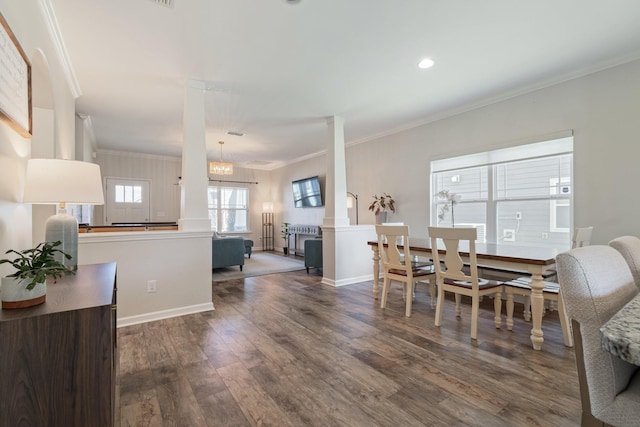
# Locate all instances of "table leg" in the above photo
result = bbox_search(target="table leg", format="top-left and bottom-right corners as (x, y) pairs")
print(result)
(529, 272), (545, 350)
(372, 246), (380, 299)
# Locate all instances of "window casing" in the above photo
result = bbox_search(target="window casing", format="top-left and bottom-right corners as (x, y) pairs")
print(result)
(431, 136), (573, 249)
(207, 186), (249, 232)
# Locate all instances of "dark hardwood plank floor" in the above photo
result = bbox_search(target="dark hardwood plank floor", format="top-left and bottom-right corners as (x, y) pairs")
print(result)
(116, 269), (581, 427)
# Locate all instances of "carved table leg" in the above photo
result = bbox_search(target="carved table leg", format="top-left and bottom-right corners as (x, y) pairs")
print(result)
(529, 272), (545, 350)
(372, 246), (380, 299)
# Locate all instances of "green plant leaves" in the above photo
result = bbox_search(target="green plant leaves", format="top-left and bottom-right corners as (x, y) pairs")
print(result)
(0, 241), (74, 291)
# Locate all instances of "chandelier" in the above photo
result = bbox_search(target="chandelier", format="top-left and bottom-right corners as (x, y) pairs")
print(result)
(209, 140), (233, 175)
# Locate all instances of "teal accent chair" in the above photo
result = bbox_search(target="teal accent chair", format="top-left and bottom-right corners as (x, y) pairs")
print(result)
(304, 239), (322, 274)
(212, 237), (245, 270)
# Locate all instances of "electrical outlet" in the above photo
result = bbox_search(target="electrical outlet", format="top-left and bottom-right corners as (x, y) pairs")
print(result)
(515, 211), (522, 220)
(503, 229), (515, 242)
(147, 280), (157, 293)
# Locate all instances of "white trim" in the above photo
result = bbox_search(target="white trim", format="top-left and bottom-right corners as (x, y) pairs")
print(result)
(38, 0), (82, 98)
(97, 148), (182, 162)
(321, 274), (373, 287)
(117, 302), (214, 327)
(79, 230), (212, 244)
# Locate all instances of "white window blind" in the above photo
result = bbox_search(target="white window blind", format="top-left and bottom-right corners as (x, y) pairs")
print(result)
(431, 134), (573, 249)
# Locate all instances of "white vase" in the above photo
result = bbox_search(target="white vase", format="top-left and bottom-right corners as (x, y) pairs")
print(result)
(1, 276), (46, 309)
(375, 212), (388, 224)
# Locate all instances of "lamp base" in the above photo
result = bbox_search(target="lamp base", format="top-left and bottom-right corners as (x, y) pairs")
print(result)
(45, 212), (78, 269)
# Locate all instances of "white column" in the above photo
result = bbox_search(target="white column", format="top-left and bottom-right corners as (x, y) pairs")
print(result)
(321, 116), (375, 287)
(323, 116), (349, 228)
(179, 79), (211, 231)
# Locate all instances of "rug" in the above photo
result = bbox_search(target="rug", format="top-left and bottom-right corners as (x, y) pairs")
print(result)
(212, 251), (305, 281)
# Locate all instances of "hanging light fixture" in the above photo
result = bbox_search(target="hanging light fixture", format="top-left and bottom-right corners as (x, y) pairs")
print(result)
(209, 140), (233, 175)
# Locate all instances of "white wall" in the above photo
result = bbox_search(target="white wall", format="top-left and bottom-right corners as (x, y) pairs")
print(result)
(330, 58), (640, 245)
(95, 150), (274, 246)
(0, 1), (77, 273)
(95, 150), (183, 223)
(271, 155), (327, 250)
(78, 231), (213, 326)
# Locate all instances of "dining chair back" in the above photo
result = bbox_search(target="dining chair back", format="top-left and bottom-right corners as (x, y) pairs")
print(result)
(609, 236), (640, 290)
(376, 225), (433, 317)
(573, 226), (594, 248)
(428, 226), (503, 340)
(503, 225), (595, 346)
(557, 245), (640, 427)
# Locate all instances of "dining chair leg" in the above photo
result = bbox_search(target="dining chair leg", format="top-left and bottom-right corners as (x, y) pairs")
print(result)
(505, 289), (515, 331)
(429, 280), (436, 309)
(523, 296), (532, 321)
(405, 281), (414, 317)
(558, 292), (574, 347)
(470, 296), (479, 340)
(434, 285), (445, 327)
(380, 276), (391, 309)
(455, 293), (462, 318)
(493, 291), (502, 329)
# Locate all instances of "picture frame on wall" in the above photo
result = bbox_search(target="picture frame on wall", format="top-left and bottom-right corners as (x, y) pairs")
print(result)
(0, 12), (32, 138)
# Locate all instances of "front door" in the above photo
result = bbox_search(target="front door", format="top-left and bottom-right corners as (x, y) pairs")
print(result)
(104, 178), (151, 224)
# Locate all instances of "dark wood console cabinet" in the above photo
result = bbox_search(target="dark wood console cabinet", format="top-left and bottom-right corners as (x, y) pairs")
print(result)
(0, 262), (117, 426)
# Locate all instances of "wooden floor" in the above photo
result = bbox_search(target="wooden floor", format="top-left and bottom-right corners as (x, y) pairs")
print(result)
(116, 269), (582, 427)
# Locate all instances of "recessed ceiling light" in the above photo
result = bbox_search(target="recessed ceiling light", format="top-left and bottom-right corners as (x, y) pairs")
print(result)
(418, 58), (435, 69)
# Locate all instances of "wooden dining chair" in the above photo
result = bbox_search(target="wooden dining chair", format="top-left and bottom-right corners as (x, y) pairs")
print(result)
(428, 226), (503, 340)
(503, 226), (594, 347)
(376, 225), (434, 317)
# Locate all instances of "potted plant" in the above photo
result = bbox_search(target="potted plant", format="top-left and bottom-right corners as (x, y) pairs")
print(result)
(281, 222), (290, 254)
(368, 193), (396, 224)
(436, 190), (462, 227)
(0, 241), (73, 309)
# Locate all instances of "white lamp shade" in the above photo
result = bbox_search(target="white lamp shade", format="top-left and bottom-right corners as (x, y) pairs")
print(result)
(346, 196), (354, 208)
(262, 202), (274, 213)
(23, 159), (105, 205)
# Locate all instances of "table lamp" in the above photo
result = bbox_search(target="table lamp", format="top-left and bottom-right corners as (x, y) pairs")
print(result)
(23, 159), (105, 269)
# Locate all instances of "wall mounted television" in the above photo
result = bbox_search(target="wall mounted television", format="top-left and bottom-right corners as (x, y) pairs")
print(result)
(292, 176), (323, 207)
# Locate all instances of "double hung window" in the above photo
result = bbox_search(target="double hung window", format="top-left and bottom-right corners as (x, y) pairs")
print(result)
(431, 135), (573, 249)
(207, 186), (249, 232)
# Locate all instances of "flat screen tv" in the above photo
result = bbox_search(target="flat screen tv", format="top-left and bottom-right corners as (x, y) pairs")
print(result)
(292, 176), (323, 207)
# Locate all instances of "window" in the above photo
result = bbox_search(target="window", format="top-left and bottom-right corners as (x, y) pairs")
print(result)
(207, 186), (249, 232)
(431, 135), (573, 249)
(114, 185), (142, 203)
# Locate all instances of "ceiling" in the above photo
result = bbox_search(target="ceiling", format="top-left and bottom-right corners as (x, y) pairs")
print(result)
(49, 0), (640, 169)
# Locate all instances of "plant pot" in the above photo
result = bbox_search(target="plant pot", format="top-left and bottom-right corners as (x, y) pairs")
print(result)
(1, 277), (46, 309)
(375, 212), (388, 224)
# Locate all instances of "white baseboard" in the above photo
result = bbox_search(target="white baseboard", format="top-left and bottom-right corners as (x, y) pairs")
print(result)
(321, 274), (373, 287)
(117, 302), (215, 328)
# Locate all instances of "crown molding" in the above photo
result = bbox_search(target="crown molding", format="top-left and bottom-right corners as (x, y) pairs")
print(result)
(38, 0), (82, 98)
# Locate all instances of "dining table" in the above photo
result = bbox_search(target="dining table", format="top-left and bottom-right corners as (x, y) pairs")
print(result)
(600, 292), (640, 365)
(368, 238), (564, 351)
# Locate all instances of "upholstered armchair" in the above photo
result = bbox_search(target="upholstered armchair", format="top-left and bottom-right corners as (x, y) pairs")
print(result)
(304, 239), (322, 274)
(557, 246), (640, 426)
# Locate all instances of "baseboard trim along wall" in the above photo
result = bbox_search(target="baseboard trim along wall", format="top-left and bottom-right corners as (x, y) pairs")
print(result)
(117, 302), (214, 328)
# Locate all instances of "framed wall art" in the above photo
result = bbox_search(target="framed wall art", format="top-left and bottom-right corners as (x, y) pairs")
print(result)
(0, 12), (32, 138)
